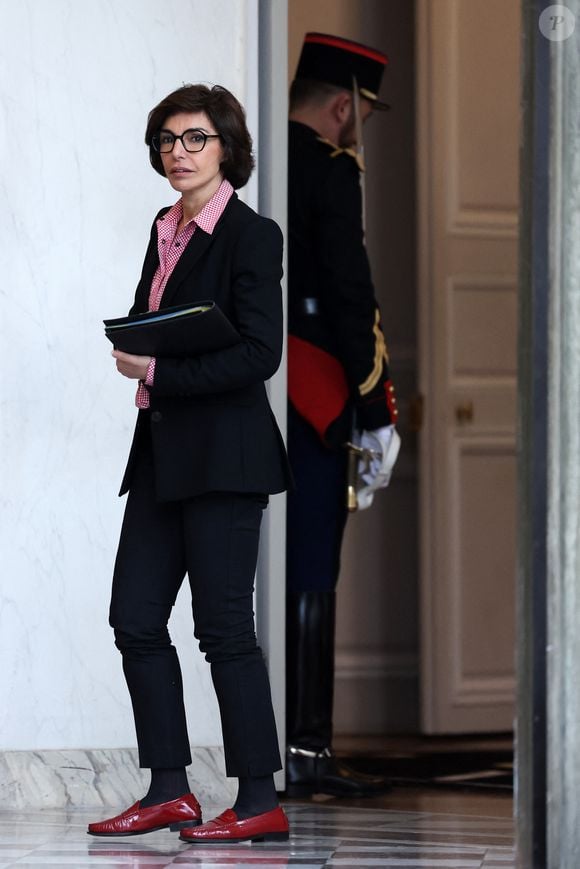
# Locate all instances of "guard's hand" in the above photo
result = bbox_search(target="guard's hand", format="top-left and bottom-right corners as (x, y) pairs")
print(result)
(355, 425), (401, 510)
(358, 425), (398, 486)
(112, 349), (151, 380)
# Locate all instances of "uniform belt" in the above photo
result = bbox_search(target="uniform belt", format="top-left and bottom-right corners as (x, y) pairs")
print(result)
(300, 297), (319, 316)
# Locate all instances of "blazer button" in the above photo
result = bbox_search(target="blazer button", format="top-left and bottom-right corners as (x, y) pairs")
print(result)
(151, 411), (162, 423)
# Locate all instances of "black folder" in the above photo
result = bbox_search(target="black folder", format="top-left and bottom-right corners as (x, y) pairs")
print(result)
(104, 301), (240, 357)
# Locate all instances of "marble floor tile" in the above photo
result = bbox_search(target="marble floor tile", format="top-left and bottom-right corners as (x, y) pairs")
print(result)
(0, 801), (516, 868)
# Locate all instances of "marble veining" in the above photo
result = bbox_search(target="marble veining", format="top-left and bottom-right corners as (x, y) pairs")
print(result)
(0, 802), (516, 867)
(0, 747), (235, 810)
(0, 0), (258, 763)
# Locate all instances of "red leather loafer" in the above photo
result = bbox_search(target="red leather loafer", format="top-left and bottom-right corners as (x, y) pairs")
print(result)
(179, 806), (289, 844)
(88, 793), (202, 836)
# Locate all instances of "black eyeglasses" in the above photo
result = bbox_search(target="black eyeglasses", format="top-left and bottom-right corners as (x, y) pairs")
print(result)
(151, 128), (222, 154)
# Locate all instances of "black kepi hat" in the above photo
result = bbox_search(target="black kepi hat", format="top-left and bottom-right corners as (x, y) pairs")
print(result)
(294, 32), (390, 110)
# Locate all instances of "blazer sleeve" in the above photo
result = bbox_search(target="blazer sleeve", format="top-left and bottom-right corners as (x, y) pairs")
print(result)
(149, 216), (284, 396)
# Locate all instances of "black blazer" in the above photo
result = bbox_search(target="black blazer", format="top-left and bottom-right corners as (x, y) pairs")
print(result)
(119, 193), (292, 502)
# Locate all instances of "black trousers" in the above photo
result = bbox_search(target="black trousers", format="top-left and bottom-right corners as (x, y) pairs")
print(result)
(286, 404), (348, 593)
(109, 423), (282, 777)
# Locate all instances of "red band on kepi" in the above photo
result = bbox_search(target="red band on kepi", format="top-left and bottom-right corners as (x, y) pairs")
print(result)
(304, 33), (388, 66)
(294, 31), (391, 110)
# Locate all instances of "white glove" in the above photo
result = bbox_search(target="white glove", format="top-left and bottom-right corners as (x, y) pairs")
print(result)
(355, 425), (401, 510)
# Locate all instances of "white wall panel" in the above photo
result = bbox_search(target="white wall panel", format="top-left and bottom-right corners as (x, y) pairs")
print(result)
(0, 0), (258, 754)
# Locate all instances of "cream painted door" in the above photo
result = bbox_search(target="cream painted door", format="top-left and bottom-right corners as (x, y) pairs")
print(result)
(417, 0), (520, 732)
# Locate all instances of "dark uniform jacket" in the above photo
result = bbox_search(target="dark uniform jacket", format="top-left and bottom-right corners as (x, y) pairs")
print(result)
(119, 193), (292, 501)
(287, 120), (397, 447)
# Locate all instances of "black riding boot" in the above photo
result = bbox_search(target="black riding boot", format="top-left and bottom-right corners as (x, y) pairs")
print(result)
(285, 590), (390, 797)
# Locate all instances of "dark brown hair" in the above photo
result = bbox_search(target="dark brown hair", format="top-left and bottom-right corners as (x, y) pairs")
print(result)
(145, 84), (255, 189)
(289, 78), (346, 112)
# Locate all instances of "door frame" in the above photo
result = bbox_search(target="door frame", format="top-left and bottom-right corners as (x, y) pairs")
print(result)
(255, 0), (289, 791)
(416, 0), (437, 733)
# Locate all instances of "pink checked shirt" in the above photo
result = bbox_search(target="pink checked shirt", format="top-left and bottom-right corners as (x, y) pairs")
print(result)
(135, 178), (234, 409)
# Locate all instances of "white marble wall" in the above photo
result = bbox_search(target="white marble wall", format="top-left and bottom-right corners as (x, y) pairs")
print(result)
(0, 747), (235, 810)
(0, 0), (257, 805)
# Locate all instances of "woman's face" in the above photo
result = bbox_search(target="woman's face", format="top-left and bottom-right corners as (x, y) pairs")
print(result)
(159, 111), (224, 201)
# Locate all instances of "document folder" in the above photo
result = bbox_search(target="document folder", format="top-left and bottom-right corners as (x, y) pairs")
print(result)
(104, 301), (240, 357)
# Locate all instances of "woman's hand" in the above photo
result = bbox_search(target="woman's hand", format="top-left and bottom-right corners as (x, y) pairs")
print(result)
(112, 350), (151, 380)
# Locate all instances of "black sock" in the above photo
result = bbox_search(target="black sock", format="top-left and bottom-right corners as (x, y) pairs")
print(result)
(140, 767), (190, 808)
(232, 774), (278, 819)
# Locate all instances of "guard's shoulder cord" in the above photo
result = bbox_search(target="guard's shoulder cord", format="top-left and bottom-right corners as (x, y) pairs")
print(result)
(316, 136), (365, 173)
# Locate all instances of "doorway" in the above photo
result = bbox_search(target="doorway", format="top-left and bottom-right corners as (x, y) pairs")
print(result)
(287, 0), (519, 737)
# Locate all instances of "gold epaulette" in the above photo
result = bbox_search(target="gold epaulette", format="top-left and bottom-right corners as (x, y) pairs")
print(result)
(316, 137), (366, 172)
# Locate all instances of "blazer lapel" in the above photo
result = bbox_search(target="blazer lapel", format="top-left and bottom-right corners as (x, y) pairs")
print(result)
(133, 193), (238, 312)
(131, 204), (174, 314)
(159, 227), (215, 308)
(132, 231), (160, 314)
(160, 193), (237, 308)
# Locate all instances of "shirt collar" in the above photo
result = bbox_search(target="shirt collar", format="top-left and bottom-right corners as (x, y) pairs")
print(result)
(158, 178), (234, 237)
(195, 178), (234, 234)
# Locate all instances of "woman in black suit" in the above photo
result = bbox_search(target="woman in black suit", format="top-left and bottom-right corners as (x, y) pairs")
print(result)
(88, 85), (291, 845)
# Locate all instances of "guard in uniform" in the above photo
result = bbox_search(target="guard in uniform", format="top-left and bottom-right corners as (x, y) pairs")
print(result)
(286, 32), (399, 797)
